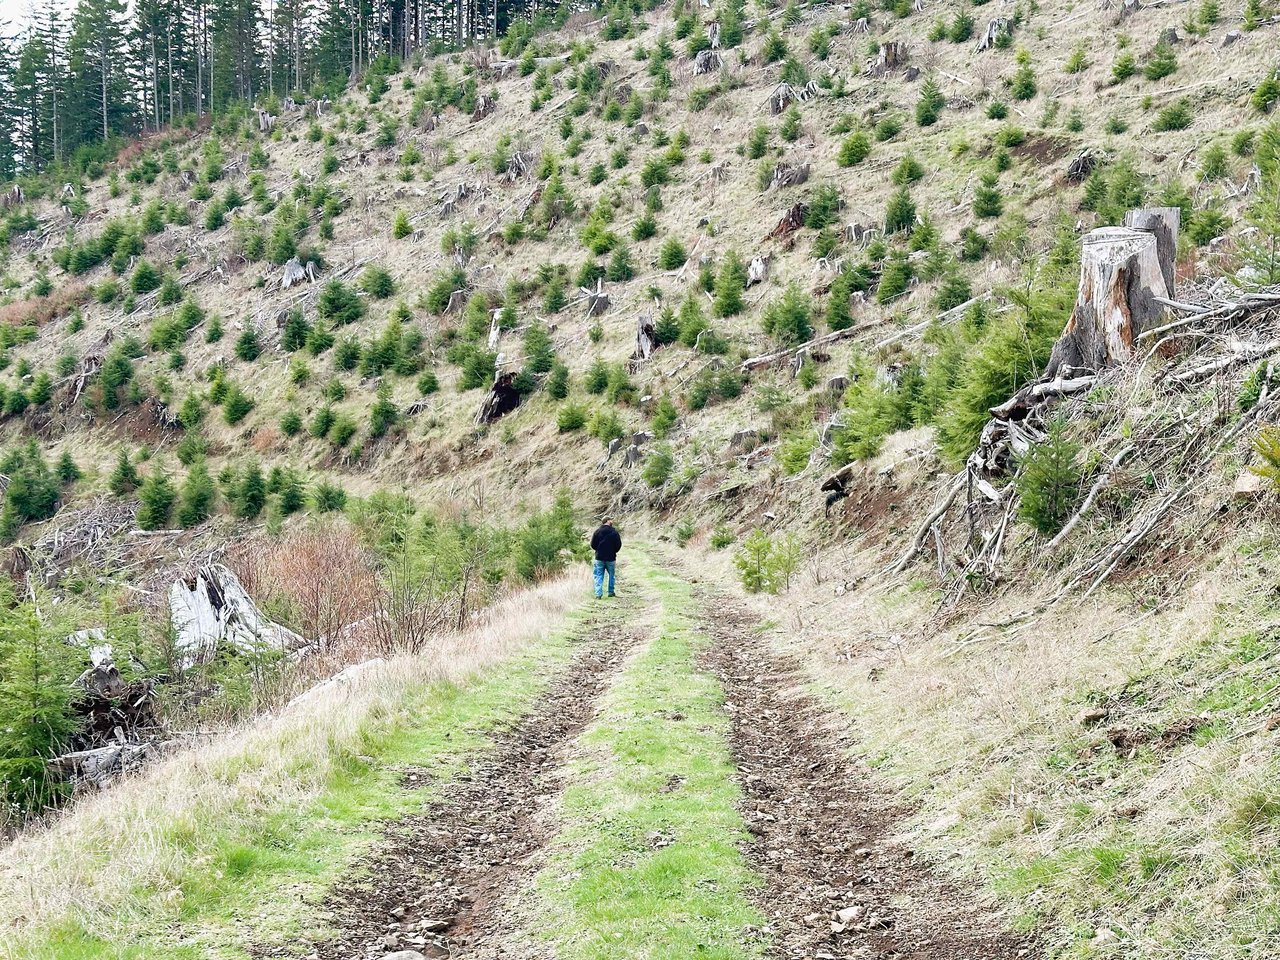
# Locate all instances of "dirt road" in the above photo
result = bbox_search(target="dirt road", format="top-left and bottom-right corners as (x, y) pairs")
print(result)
(287, 568), (1032, 960)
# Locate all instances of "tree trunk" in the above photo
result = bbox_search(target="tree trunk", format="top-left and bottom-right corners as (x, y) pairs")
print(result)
(1044, 222), (1173, 378)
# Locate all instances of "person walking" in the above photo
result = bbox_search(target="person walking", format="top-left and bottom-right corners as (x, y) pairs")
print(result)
(589, 517), (622, 599)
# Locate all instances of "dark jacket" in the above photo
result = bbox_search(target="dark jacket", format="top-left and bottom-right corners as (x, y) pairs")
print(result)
(590, 524), (622, 562)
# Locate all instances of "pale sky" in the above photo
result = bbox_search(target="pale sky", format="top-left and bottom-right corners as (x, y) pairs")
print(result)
(0, 0), (74, 31)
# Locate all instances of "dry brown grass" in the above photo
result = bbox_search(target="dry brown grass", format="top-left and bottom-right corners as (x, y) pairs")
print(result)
(0, 573), (582, 955)
(0, 283), (90, 327)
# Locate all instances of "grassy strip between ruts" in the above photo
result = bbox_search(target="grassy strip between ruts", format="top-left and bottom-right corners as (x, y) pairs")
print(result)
(528, 562), (766, 960)
(6, 581), (609, 960)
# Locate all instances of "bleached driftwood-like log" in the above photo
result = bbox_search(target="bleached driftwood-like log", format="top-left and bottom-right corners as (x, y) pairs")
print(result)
(741, 322), (873, 372)
(851, 16), (871, 32)
(708, 21), (721, 49)
(768, 80), (817, 114)
(1, 184), (23, 209)
(1043, 221), (1174, 379)
(747, 255), (770, 287)
(256, 108), (273, 133)
(170, 565), (307, 669)
(280, 256), (319, 289)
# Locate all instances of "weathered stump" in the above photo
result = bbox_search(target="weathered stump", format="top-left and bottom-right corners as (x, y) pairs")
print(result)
(476, 372), (521, 424)
(632, 314), (657, 365)
(1044, 219), (1174, 378)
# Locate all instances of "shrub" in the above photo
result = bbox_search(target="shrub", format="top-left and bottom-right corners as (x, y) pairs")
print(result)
(1010, 49), (1037, 100)
(1065, 44), (1088, 74)
(392, 210), (412, 239)
(223, 385), (255, 425)
(317, 280), (366, 325)
(658, 237), (688, 269)
(130, 260), (163, 294)
(312, 481), (347, 512)
(512, 489), (582, 581)
(1112, 53), (1136, 83)
(642, 444), (675, 487)
(136, 469), (176, 530)
(1144, 42), (1177, 81)
(1253, 72), (1280, 114)
(837, 132), (871, 167)
(884, 186), (916, 233)
(231, 463), (267, 519)
(973, 172), (1004, 218)
(761, 285), (813, 344)
(557, 402), (587, 432)
(0, 606), (82, 811)
(1015, 419), (1083, 535)
(177, 461), (215, 527)
(781, 105), (802, 142)
(875, 254), (913, 304)
(109, 449), (139, 496)
(234, 326), (261, 362)
(734, 529), (803, 594)
(916, 78), (945, 127)
(805, 184), (842, 229)
(1154, 100), (1192, 132)
(360, 265), (396, 299)
(713, 251), (748, 317)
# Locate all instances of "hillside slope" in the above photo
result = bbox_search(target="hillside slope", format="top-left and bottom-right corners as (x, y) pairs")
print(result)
(1, 0), (1280, 957)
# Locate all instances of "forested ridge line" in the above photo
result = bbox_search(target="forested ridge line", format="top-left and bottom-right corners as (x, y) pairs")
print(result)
(0, 0), (598, 182)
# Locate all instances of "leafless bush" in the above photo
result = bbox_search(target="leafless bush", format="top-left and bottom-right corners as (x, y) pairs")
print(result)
(227, 524), (380, 650)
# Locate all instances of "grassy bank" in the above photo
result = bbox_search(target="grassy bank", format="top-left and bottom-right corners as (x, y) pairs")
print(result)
(0, 576), (598, 960)
(528, 563), (765, 959)
(791, 540), (1280, 960)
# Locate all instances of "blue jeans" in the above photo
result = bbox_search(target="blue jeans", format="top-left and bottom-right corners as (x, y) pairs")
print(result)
(593, 560), (616, 598)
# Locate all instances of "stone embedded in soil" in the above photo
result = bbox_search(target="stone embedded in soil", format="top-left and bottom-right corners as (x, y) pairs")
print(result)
(380, 952), (426, 960)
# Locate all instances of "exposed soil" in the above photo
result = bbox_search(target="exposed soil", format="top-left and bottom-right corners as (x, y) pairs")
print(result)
(287, 613), (643, 960)
(696, 592), (1036, 960)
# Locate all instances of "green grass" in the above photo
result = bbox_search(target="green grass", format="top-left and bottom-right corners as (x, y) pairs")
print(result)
(530, 564), (765, 959)
(19, 598), (613, 960)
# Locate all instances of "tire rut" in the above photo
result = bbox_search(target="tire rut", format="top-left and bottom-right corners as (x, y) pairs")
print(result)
(296, 613), (644, 960)
(697, 594), (1035, 960)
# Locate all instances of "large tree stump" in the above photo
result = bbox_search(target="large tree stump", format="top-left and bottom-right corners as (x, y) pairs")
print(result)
(1044, 222), (1173, 378)
(1123, 206), (1180, 294)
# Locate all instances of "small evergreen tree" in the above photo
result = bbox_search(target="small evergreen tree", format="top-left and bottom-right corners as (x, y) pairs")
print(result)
(915, 77), (945, 127)
(136, 469), (176, 530)
(233, 463), (267, 519)
(713, 251), (748, 317)
(973, 172), (1004, 218)
(0, 607), (82, 811)
(1015, 420), (1083, 535)
(177, 461), (215, 527)
(884, 186), (917, 233)
(761, 285), (813, 344)
(234, 326), (261, 362)
(55, 451), (80, 486)
(109, 449), (140, 496)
